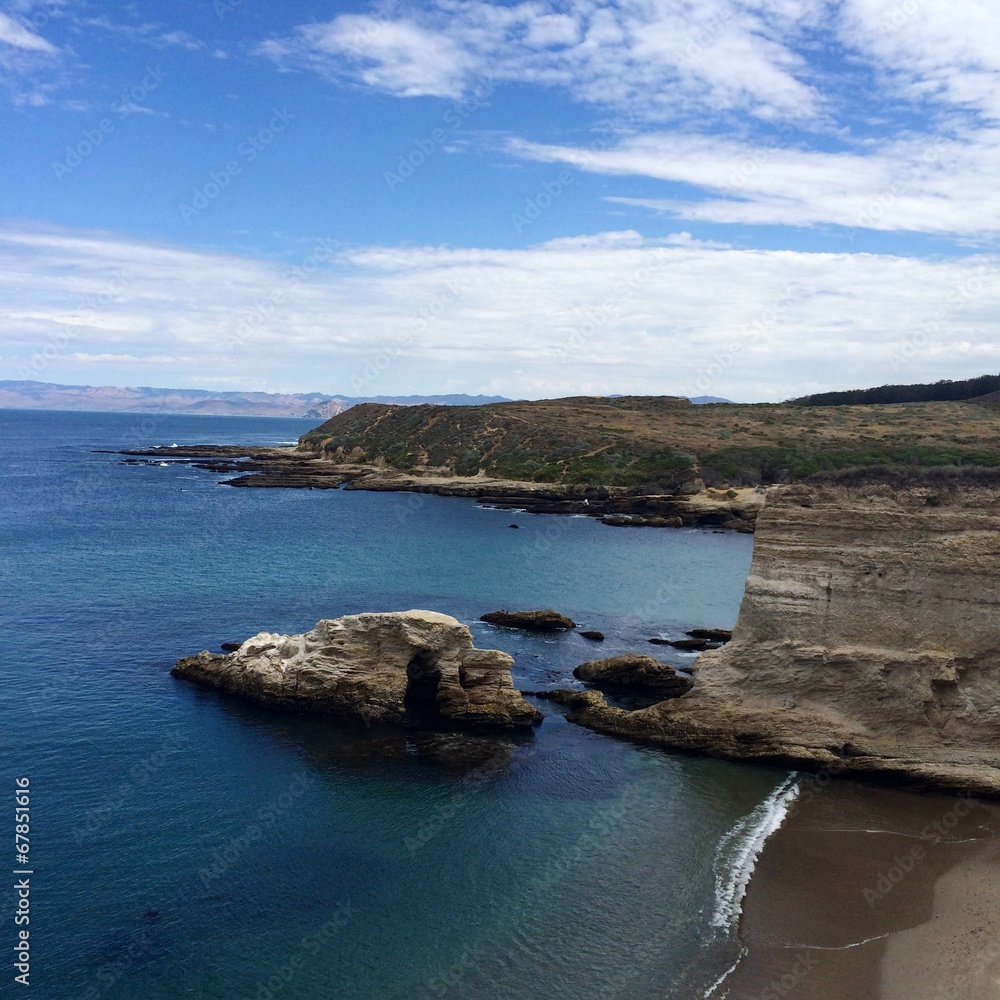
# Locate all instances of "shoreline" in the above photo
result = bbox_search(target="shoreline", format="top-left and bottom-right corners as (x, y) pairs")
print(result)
(723, 778), (1000, 1000)
(115, 443), (766, 530)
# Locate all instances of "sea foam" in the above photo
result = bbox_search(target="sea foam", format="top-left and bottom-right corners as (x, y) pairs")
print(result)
(710, 773), (800, 932)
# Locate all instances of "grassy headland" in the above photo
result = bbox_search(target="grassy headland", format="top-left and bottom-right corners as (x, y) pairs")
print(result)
(297, 394), (1000, 491)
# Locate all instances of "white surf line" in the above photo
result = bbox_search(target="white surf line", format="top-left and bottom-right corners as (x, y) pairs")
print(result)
(701, 949), (745, 999)
(710, 773), (801, 932)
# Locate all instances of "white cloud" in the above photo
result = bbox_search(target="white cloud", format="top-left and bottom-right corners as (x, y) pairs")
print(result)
(523, 13), (580, 49)
(511, 126), (1000, 236)
(299, 16), (474, 98)
(157, 29), (205, 52)
(0, 11), (55, 52)
(2, 225), (998, 402)
(69, 353), (179, 363)
(275, 0), (1000, 128)
(840, 0), (1000, 120)
(0, 10), (58, 105)
(259, 1), (824, 120)
(255, 1), (1000, 244)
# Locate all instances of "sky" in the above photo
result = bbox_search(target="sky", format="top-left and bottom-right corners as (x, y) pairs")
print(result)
(1, 0), (999, 403)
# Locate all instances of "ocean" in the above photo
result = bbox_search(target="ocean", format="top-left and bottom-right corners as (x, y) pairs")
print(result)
(1, 408), (796, 999)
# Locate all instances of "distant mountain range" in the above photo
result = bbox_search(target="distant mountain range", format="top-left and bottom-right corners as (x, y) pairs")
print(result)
(0, 381), (732, 418)
(0, 381), (511, 418)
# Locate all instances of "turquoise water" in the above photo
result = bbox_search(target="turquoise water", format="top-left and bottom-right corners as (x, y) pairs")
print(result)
(1, 409), (788, 999)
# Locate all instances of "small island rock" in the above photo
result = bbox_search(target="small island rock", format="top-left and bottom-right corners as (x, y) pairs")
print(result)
(174, 610), (541, 729)
(480, 609), (577, 632)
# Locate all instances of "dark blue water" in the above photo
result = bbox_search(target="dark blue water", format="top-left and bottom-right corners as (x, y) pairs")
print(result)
(2, 409), (789, 999)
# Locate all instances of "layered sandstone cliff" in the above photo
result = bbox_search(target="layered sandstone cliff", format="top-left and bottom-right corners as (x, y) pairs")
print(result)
(566, 483), (1000, 793)
(173, 610), (541, 729)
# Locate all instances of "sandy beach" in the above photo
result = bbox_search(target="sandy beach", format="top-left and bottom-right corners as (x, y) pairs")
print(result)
(722, 778), (1000, 1000)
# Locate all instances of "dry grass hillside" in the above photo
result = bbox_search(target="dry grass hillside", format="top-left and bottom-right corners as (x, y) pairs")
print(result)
(298, 395), (1000, 490)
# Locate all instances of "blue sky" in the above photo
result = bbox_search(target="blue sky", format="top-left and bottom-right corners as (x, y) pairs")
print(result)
(2, 0), (999, 401)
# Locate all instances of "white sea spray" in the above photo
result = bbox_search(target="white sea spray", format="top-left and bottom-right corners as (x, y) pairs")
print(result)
(711, 773), (801, 931)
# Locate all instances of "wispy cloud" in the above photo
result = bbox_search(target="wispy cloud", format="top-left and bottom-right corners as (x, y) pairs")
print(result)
(258, 1), (1000, 244)
(0, 9), (58, 105)
(69, 352), (180, 363)
(839, 0), (1000, 122)
(258, 1), (825, 120)
(0, 11), (56, 52)
(82, 15), (215, 53)
(3, 225), (998, 401)
(264, 0), (1000, 128)
(514, 128), (1000, 236)
(0, 5), (206, 110)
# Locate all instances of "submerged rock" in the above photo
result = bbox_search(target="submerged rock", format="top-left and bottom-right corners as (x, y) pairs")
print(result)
(573, 654), (693, 699)
(480, 609), (576, 632)
(600, 514), (683, 528)
(579, 630), (605, 641)
(173, 610), (541, 729)
(530, 689), (604, 708)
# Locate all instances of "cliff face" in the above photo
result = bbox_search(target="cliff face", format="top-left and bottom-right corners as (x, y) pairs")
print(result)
(569, 483), (1000, 793)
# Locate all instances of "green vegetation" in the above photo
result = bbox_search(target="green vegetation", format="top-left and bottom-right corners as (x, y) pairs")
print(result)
(789, 373), (1000, 407)
(700, 445), (1000, 485)
(298, 394), (1000, 490)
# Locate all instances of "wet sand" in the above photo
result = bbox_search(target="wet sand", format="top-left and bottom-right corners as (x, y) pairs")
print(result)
(721, 778), (1000, 1000)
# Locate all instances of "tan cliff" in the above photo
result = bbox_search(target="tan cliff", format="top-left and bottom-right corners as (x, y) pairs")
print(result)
(566, 482), (1000, 794)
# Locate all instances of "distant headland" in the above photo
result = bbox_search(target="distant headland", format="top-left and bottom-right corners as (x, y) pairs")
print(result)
(119, 379), (1000, 529)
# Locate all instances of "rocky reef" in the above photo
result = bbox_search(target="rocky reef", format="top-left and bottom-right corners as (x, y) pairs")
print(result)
(173, 610), (541, 729)
(564, 483), (1000, 794)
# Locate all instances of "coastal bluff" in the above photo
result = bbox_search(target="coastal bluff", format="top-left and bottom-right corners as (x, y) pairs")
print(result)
(565, 483), (1000, 794)
(173, 610), (542, 729)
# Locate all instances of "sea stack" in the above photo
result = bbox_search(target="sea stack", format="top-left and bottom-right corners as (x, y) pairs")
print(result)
(173, 610), (542, 729)
(564, 482), (1000, 794)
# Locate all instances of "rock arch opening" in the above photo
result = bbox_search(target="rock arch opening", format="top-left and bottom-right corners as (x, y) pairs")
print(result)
(405, 649), (443, 720)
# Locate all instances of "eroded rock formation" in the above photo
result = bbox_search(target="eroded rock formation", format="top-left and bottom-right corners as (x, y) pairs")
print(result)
(173, 610), (541, 729)
(565, 483), (1000, 793)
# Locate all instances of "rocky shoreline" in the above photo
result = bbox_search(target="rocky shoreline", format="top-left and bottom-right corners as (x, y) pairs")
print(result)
(117, 444), (765, 531)
(143, 443), (1000, 795)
